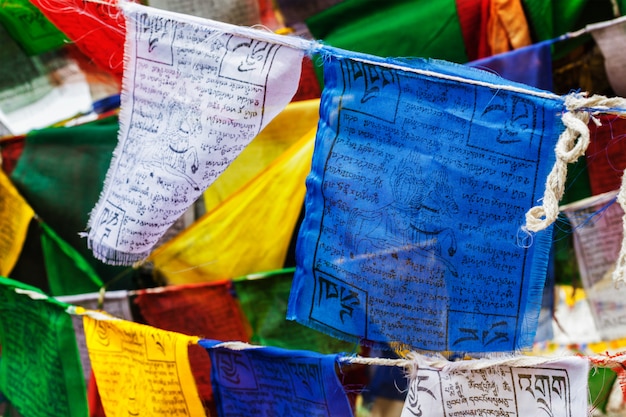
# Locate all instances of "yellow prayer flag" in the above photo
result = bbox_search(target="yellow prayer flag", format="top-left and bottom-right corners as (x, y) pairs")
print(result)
(203, 98), (320, 212)
(149, 127), (316, 284)
(0, 169), (34, 276)
(83, 313), (206, 417)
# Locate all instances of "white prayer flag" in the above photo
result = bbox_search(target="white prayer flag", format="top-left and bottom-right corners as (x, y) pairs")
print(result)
(561, 191), (626, 340)
(400, 356), (589, 417)
(589, 16), (626, 97)
(87, 2), (305, 264)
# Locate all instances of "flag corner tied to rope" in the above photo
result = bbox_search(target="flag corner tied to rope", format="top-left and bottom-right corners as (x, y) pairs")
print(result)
(288, 48), (568, 354)
(86, 2), (306, 265)
(399, 354), (589, 417)
(199, 340), (354, 417)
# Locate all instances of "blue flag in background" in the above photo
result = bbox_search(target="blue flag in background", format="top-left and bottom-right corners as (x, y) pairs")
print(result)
(467, 39), (555, 91)
(287, 50), (564, 354)
(199, 340), (353, 417)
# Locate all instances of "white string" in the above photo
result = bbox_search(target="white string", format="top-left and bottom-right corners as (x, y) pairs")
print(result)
(525, 94), (626, 232)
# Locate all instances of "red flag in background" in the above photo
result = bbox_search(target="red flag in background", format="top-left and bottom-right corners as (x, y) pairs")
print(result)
(456, 0), (532, 61)
(133, 281), (250, 410)
(587, 115), (626, 195)
(29, 0), (127, 84)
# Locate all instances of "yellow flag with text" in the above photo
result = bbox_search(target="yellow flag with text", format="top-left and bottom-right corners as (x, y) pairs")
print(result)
(0, 169), (34, 276)
(83, 313), (206, 417)
(149, 127), (316, 284)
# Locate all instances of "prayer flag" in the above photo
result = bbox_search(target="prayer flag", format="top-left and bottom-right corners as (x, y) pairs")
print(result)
(587, 115), (626, 195)
(28, 0), (126, 83)
(40, 221), (104, 296)
(561, 191), (626, 340)
(468, 39), (555, 91)
(521, 0), (589, 42)
(57, 290), (133, 382)
(0, 168), (33, 276)
(87, 2), (306, 265)
(288, 51), (563, 353)
(305, 0), (468, 64)
(589, 17), (626, 98)
(202, 98), (320, 212)
(134, 281), (250, 403)
(233, 269), (355, 353)
(199, 340), (354, 417)
(0, 136), (25, 175)
(484, 0), (532, 56)
(147, 0), (261, 26)
(400, 355), (588, 417)
(9, 116), (129, 285)
(148, 126), (315, 284)
(83, 313), (206, 417)
(0, 277), (87, 417)
(0, 0), (67, 55)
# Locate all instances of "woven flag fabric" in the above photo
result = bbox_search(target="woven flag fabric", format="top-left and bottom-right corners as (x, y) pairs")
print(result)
(9, 116), (128, 285)
(587, 115), (626, 195)
(28, 0), (126, 83)
(148, 126), (315, 284)
(590, 17), (626, 98)
(288, 51), (563, 353)
(233, 269), (355, 353)
(40, 222), (103, 296)
(305, 0), (468, 64)
(468, 39), (555, 91)
(87, 2), (306, 265)
(400, 355), (588, 417)
(83, 313), (206, 417)
(561, 191), (626, 340)
(0, 168), (33, 276)
(134, 281), (250, 403)
(199, 340), (354, 417)
(0, 0), (67, 55)
(0, 277), (87, 417)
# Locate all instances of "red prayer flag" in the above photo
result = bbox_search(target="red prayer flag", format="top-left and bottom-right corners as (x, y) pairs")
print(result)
(28, 0), (127, 84)
(587, 115), (626, 195)
(133, 281), (250, 405)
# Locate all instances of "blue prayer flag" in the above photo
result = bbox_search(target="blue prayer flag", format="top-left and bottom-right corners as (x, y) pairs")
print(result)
(288, 50), (564, 353)
(467, 40), (555, 91)
(199, 340), (353, 417)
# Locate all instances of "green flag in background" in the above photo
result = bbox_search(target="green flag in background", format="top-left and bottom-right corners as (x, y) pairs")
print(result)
(0, 0), (67, 55)
(40, 222), (103, 296)
(306, 0), (468, 64)
(522, 0), (620, 59)
(0, 277), (87, 417)
(9, 116), (131, 289)
(233, 269), (357, 354)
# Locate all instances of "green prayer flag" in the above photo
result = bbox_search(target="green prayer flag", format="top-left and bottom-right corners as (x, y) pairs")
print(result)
(522, 0), (619, 59)
(40, 221), (103, 296)
(588, 367), (617, 415)
(233, 268), (356, 354)
(0, 0), (67, 55)
(9, 116), (132, 288)
(306, 0), (468, 64)
(0, 277), (87, 417)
